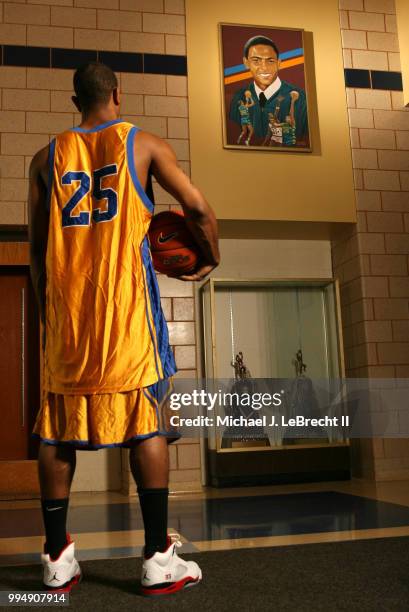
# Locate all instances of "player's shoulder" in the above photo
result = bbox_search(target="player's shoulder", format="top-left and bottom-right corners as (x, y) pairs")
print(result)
(29, 143), (50, 178)
(133, 128), (170, 153)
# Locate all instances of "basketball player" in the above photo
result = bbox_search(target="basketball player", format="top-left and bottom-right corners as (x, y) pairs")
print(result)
(28, 62), (219, 596)
(236, 92), (255, 146)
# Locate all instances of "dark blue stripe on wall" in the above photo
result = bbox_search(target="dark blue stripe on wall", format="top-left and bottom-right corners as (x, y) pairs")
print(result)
(0, 45), (404, 89)
(344, 67), (403, 91)
(0, 45), (187, 76)
(371, 70), (403, 91)
(99, 51), (142, 73)
(52, 48), (97, 69)
(344, 68), (371, 89)
(144, 53), (187, 76)
(3, 45), (50, 68)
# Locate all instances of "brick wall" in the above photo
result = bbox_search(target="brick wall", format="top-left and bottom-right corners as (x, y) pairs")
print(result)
(2, 0), (408, 487)
(334, 0), (409, 480)
(0, 0), (202, 493)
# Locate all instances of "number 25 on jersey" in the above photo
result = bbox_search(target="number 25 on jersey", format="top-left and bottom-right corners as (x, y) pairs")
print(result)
(61, 164), (118, 228)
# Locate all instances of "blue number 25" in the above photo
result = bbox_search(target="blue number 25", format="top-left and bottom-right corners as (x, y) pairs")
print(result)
(61, 164), (118, 228)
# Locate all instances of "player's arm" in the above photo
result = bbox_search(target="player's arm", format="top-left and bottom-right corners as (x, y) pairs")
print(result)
(28, 145), (50, 324)
(139, 132), (220, 281)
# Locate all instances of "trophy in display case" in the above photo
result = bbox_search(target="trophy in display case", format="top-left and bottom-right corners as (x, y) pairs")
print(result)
(220, 351), (269, 448)
(201, 279), (347, 450)
(281, 348), (327, 445)
(200, 278), (350, 485)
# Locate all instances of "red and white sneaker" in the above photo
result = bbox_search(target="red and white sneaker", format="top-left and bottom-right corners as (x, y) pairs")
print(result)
(141, 534), (202, 596)
(41, 534), (81, 592)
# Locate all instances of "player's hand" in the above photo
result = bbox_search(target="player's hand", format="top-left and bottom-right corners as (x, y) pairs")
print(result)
(176, 263), (217, 282)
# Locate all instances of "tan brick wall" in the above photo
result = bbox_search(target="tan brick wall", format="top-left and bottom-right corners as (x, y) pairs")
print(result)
(0, 0), (201, 493)
(4, 0), (407, 487)
(335, 0), (409, 480)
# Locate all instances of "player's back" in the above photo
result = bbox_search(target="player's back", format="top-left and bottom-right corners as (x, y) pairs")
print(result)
(45, 119), (175, 394)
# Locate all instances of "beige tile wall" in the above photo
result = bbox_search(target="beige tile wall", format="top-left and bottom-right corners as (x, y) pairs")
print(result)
(3, 0), (408, 487)
(335, 0), (409, 480)
(0, 0), (201, 493)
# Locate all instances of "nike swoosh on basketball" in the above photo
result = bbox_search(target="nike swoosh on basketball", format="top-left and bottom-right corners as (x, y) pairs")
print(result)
(158, 231), (178, 244)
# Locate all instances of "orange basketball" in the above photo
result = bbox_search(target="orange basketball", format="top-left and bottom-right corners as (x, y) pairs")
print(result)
(148, 210), (199, 276)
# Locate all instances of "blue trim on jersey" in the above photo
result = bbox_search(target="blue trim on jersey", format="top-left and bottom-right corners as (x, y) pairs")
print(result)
(126, 126), (155, 214)
(143, 388), (157, 408)
(71, 118), (124, 133)
(141, 237), (177, 379)
(143, 388), (162, 431)
(143, 378), (177, 438)
(31, 430), (180, 450)
(46, 138), (56, 213)
(149, 378), (172, 404)
(140, 241), (162, 380)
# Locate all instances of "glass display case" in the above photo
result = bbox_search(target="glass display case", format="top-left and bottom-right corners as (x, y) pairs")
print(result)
(200, 279), (349, 467)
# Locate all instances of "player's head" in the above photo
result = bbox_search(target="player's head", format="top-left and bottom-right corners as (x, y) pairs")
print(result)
(72, 61), (119, 116)
(243, 36), (280, 91)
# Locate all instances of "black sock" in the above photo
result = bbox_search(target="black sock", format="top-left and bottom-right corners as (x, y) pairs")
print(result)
(41, 498), (69, 560)
(138, 487), (169, 558)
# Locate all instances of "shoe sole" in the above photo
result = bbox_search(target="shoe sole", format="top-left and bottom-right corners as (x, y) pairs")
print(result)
(141, 573), (202, 597)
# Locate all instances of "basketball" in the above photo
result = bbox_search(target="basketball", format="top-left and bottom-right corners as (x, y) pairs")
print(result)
(148, 210), (199, 276)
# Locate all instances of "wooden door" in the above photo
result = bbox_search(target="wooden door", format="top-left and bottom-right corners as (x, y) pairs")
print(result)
(0, 271), (39, 460)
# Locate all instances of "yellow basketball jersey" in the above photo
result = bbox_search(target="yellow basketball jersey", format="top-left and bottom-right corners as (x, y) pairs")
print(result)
(44, 119), (176, 394)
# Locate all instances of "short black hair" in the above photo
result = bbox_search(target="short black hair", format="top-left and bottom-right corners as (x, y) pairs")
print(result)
(73, 61), (118, 112)
(243, 36), (279, 58)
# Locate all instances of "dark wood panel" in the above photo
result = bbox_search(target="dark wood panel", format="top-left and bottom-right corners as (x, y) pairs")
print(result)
(0, 275), (27, 459)
(207, 447), (351, 487)
(0, 270), (40, 461)
(0, 461), (40, 497)
(0, 243), (30, 266)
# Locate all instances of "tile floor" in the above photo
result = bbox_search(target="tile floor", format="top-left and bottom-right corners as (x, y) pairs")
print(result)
(1, 479), (409, 567)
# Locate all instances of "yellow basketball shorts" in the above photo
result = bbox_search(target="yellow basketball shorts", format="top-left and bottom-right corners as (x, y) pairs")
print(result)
(32, 379), (179, 450)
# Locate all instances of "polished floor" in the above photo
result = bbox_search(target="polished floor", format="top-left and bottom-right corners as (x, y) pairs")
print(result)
(1, 479), (409, 567)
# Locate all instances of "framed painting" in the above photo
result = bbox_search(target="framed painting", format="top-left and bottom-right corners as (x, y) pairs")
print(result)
(219, 23), (312, 152)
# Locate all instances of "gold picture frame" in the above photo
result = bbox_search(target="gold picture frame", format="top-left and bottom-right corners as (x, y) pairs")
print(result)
(219, 22), (312, 152)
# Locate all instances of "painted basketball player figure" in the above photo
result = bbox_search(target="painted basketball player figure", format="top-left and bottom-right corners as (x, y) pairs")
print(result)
(237, 90), (255, 146)
(263, 91), (298, 147)
(28, 62), (219, 595)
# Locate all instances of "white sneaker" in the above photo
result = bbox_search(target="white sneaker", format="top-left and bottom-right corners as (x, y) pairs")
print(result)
(41, 534), (81, 592)
(141, 534), (202, 596)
